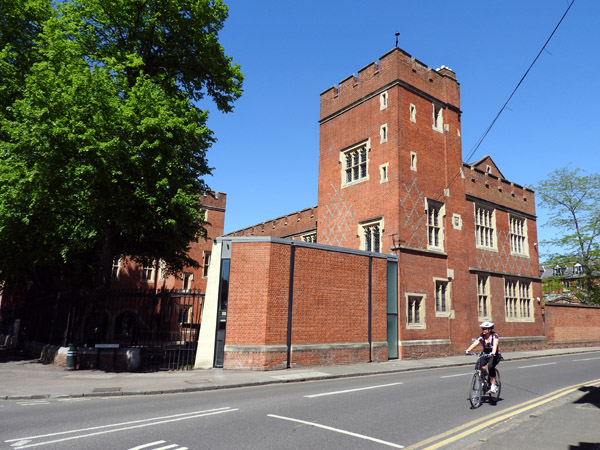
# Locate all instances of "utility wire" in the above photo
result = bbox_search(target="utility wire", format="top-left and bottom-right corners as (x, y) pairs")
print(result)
(464, 0), (576, 164)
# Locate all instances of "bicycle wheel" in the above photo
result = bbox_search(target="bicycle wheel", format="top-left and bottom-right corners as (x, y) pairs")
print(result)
(489, 369), (501, 402)
(468, 372), (483, 408)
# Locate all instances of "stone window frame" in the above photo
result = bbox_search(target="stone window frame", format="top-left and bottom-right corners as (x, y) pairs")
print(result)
(434, 277), (452, 317)
(299, 231), (317, 243)
(202, 251), (212, 278)
(406, 293), (426, 329)
(432, 103), (444, 132)
(504, 278), (534, 322)
(340, 139), (371, 188)
(410, 151), (417, 171)
(141, 261), (156, 282)
(477, 274), (492, 321)
(158, 259), (166, 281)
(380, 91), (388, 110)
(359, 217), (383, 253)
(410, 103), (416, 122)
(380, 123), (388, 143)
(475, 204), (497, 251)
(426, 198), (445, 251)
(182, 272), (194, 292)
(509, 214), (528, 257)
(379, 163), (389, 183)
(111, 257), (121, 279)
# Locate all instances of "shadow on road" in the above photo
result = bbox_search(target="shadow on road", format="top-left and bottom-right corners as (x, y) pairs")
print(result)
(574, 386), (600, 409)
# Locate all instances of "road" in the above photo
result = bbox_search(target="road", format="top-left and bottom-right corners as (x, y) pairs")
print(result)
(1, 352), (599, 450)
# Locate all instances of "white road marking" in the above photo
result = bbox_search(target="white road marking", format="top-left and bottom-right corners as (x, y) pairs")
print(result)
(5, 407), (237, 449)
(130, 442), (167, 450)
(517, 362), (557, 369)
(440, 373), (472, 378)
(268, 414), (404, 448)
(573, 357), (600, 361)
(129, 442), (188, 450)
(17, 401), (50, 406)
(304, 382), (403, 398)
(57, 398), (91, 402)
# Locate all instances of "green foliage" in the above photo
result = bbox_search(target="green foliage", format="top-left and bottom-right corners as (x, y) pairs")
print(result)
(0, 0), (243, 292)
(537, 167), (600, 304)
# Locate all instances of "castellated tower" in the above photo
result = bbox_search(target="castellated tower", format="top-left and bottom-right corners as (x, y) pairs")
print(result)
(317, 47), (463, 254)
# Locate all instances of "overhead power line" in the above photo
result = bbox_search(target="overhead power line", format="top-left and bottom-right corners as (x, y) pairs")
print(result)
(464, 0), (576, 164)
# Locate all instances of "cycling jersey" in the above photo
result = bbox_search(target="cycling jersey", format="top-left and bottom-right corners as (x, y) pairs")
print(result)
(477, 332), (499, 354)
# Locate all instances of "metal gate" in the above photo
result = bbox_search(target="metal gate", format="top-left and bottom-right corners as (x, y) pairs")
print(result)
(8, 289), (205, 371)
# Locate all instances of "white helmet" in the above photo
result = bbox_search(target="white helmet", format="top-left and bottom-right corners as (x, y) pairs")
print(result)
(479, 321), (494, 329)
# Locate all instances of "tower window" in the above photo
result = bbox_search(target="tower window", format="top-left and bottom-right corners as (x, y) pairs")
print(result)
(380, 91), (388, 110)
(432, 104), (443, 132)
(341, 141), (370, 187)
(380, 124), (388, 143)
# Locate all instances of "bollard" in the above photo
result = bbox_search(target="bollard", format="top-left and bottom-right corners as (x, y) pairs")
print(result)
(66, 343), (77, 371)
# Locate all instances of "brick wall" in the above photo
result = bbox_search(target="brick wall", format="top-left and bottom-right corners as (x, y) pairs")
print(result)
(222, 239), (392, 370)
(545, 303), (600, 346)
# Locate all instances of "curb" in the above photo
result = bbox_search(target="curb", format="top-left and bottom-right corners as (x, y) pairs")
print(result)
(2, 348), (599, 401)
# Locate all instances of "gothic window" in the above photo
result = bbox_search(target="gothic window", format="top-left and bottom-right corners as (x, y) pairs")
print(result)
(341, 141), (370, 187)
(475, 204), (496, 250)
(509, 215), (528, 256)
(427, 199), (444, 251)
(360, 220), (383, 253)
(504, 278), (533, 321)
(478, 275), (491, 320)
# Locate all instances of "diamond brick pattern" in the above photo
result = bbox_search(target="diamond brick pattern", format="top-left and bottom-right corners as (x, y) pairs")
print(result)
(320, 182), (356, 247)
(473, 228), (535, 276)
(399, 177), (426, 249)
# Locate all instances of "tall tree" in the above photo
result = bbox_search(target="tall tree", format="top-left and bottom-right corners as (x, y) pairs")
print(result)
(0, 0), (243, 293)
(536, 167), (600, 304)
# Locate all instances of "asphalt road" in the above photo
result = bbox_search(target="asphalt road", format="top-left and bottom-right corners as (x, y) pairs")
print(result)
(1, 352), (599, 450)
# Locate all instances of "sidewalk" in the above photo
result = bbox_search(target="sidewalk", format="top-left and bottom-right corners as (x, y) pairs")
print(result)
(1, 346), (599, 449)
(0, 346), (597, 399)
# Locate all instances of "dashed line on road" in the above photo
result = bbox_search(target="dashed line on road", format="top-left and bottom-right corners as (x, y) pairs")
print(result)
(16, 401), (50, 407)
(517, 362), (557, 369)
(440, 373), (472, 379)
(304, 382), (403, 398)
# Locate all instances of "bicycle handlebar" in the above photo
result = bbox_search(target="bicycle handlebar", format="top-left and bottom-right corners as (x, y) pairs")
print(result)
(465, 351), (496, 357)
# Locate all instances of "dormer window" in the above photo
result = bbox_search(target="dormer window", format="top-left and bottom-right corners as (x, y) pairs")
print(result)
(574, 263), (584, 274)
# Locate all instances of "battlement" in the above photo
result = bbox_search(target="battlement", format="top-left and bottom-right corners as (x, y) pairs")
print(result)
(464, 164), (536, 216)
(320, 47), (460, 122)
(201, 190), (227, 210)
(226, 206), (318, 239)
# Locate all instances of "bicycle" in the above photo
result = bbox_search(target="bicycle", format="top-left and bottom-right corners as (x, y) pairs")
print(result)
(466, 352), (501, 408)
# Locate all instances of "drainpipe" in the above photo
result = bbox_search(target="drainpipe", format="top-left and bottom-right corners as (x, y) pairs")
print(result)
(286, 243), (296, 368)
(368, 256), (373, 362)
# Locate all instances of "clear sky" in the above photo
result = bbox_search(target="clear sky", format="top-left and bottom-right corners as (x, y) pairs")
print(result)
(201, 0), (599, 261)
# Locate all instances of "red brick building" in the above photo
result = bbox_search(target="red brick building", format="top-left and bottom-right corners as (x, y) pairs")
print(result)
(111, 191), (226, 293)
(198, 47), (544, 369)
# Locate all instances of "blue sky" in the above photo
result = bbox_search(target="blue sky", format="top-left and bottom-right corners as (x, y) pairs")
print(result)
(202, 0), (598, 261)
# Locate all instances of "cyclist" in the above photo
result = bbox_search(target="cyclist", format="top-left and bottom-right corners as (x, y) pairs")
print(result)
(465, 321), (500, 394)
